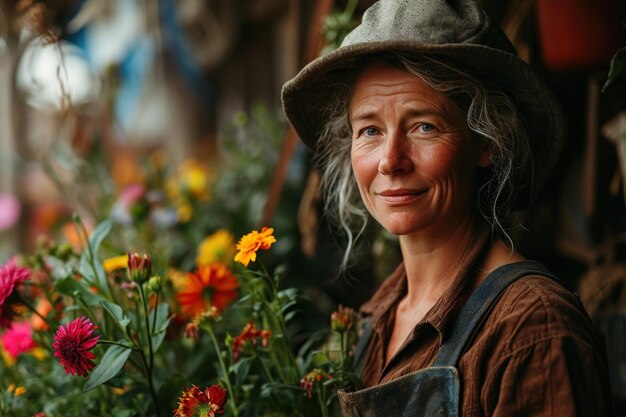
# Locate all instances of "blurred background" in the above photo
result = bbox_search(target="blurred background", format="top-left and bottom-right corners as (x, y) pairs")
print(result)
(0, 0), (625, 408)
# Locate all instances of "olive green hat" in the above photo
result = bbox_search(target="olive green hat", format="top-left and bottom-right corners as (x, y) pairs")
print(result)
(281, 0), (565, 205)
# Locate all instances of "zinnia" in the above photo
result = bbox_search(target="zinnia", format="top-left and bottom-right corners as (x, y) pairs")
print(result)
(176, 264), (238, 317)
(234, 227), (276, 267)
(174, 384), (227, 417)
(0, 258), (31, 328)
(0, 321), (36, 358)
(53, 316), (101, 377)
(196, 229), (236, 267)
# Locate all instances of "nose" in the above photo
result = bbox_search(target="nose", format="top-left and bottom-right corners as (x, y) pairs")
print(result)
(378, 132), (413, 175)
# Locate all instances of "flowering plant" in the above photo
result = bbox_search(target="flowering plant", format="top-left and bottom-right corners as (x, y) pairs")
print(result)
(0, 220), (361, 417)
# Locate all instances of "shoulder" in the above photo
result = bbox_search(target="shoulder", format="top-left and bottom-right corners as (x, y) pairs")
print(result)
(460, 274), (613, 415)
(486, 274), (599, 354)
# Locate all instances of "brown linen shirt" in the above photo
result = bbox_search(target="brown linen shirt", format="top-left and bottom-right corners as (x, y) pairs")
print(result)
(359, 244), (614, 416)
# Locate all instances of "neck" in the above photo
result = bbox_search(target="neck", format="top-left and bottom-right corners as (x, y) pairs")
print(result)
(398, 217), (483, 308)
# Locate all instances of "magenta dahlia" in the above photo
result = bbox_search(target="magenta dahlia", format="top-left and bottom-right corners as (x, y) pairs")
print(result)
(0, 258), (31, 328)
(53, 316), (101, 377)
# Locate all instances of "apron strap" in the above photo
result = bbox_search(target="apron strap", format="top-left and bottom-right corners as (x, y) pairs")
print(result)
(432, 260), (558, 367)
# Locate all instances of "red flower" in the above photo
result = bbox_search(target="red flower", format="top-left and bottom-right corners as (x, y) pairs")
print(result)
(176, 264), (238, 317)
(231, 322), (271, 363)
(300, 368), (332, 398)
(53, 317), (101, 377)
(174, 384), (227, 417)
(127, 253), (152, 284)
(0, 258), (31, 328)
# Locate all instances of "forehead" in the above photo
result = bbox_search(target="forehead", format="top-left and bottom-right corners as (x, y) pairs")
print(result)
(349, 62), (459, 117)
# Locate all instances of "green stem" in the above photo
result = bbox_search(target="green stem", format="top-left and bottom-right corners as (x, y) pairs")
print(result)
(19, 297), (56, 331)
(205, 324), (239, 417)
(137, 347), (161, 417)
(98, 340), (137, 350)
(252, 348), (275, 384)
(151, 291), (160, 335)
(317, 385), (329, 417)
(138, 284), (160, 416)
(344, 0), (358, 18)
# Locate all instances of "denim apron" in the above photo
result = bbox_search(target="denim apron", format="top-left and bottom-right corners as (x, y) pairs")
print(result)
(337, 261), (556, 417)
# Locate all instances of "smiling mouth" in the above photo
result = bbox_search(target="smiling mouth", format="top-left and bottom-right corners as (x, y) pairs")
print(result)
(376, 189), (426, 203)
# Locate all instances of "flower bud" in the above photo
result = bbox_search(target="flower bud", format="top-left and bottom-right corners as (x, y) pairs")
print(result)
(127, 253), (152, 284)
(331, 305), (356, 333)
(147, 275), (163, 293)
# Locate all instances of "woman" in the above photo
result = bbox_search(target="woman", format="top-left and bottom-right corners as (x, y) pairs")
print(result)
(283, 0), (614, 415)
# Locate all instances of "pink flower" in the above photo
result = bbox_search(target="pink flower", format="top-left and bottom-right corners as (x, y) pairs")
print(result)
(0, 258), (31, 328)
(0, 193), (20, 231)
(0, 321), (36, 358)
(53, 317), (101, 377)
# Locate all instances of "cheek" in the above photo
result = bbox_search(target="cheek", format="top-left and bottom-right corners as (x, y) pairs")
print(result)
(350, 146), (378, 188)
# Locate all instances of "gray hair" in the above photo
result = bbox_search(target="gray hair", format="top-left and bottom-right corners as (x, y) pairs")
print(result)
(314, 52), (531, 271)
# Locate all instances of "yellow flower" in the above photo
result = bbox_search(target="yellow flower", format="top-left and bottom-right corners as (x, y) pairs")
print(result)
(234, 227), (277, 267)
(7, 384), (26, 396)
(168, 268), (188, 291)
(103, 255), (128, 273)
(196, 229), (236, 267)
(0, 345), (14, 367)
(30, 347), (47, 361)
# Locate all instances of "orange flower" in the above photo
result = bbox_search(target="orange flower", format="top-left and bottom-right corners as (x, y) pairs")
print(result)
(176, 264), (238, 317)
(234, 227), (276, 267)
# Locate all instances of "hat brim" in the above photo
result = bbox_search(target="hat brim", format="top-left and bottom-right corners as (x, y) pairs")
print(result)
(282, 41), (566, 207)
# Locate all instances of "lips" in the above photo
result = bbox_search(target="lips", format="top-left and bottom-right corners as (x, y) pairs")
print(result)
(376, 189), (426, 203)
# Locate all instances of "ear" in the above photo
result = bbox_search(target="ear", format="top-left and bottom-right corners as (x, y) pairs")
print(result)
(477, 140), (492, 168)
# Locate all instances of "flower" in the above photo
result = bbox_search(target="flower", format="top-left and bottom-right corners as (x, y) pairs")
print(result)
(53, 316), (101, 377)
(300, 368), (332, 399)
(174, 384), (227, 417)
(196, 229), (236, 267)
(234, 227), (276, 267)
(103, 255), (129, 273)
(127, 253), (152, 284)
(7, 383), (26, 397)
(0, 321), (36, 358)
(0, 258), (31, 328)
(231, 322), (272, 363)
(0, 193), (21, 231)
(176, 264), (238, 317)
(331, 305), (357, 333)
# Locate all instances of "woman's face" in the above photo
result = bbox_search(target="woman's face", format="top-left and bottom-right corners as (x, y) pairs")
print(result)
(349, 63), (490, 237)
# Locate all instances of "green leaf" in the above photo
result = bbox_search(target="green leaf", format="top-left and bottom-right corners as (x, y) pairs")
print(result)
(79, 219), (113, 291)
(231, 357), (254, 388)
(55, 275), (104, 306)
(149, 303), (170, 352)
(83, 344), (132, 391)
(100, 301), (131, 330)
(88, 218), (113, 253)
(602, 47), (626, 92)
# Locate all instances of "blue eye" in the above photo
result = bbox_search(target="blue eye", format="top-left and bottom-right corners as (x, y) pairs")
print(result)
(359, 127), (380, 137)
(418, 123), (435, 133)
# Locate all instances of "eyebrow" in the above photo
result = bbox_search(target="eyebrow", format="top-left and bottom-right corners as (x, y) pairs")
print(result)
(349, 107), (445, 123)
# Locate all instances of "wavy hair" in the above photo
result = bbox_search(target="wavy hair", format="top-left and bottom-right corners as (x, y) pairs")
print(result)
(314, 52), (531, 271)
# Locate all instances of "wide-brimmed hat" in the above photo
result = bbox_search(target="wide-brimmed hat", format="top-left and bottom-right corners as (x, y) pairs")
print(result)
(281, 0), (565, 207)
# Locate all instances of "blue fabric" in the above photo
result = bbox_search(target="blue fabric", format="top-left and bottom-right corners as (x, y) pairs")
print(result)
(340, 261), (557, 416)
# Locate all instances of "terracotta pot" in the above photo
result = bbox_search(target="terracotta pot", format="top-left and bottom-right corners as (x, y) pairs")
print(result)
(536, 0), (625, 71)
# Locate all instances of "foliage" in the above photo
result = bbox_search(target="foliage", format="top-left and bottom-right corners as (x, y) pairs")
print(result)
(0, 219), (361, 417)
